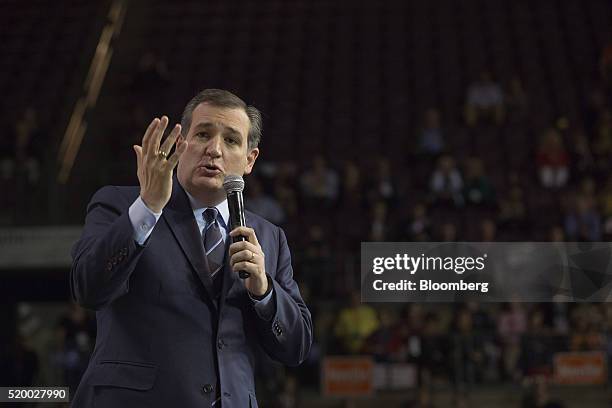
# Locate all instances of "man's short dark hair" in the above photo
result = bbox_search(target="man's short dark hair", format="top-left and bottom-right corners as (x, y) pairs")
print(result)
(180, 89), (262, 149)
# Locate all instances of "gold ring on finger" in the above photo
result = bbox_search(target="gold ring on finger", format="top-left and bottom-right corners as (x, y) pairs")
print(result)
(250, 251), (255, 261)
(157, 150), (168, 159)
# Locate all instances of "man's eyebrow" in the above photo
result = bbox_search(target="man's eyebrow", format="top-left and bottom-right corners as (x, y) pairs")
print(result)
(194, 122), (243, 137)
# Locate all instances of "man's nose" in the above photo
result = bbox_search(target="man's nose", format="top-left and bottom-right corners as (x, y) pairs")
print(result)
(205, 135), (222, 157)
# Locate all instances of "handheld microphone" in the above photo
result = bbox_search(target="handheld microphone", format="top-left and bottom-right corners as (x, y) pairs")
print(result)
(223, 175), (250, 279)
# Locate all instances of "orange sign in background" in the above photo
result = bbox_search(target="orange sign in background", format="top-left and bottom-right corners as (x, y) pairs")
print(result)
(554, 351), (607, 385)
(322, 356), (374, 397)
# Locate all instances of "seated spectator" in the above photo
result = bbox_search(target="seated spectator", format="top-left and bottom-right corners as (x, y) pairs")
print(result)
(480, 219), (497, 242)
(245, 176), (285, 225)
(521, 377), (566, 408)
(369, 200), (390, 241)
(300, 155), (339, 206)
(438, 222), (458, 241)
(131, 51), (170, 93)
(367, 158), (397, 206)
(464, 71), (505, 126)
(418, 108), (446, 155)
(362, 308), (398, 362)
(549, 225), (566, 242)
(600, 35), (612, 85)
(536, 128), (570, 189)
(405, 387), (436, 408)
(13, 107), (43, 185)
(273, 162), (299, 218)
(462, 158), (496, 207)
(333, 291), (379, 354)
(301, 224), (333, 284)
(505, 76), (529, 123)
(398, 203), (431, 241)
(430, 155), (464, 207)
(599, 175), (612, 239)
(593, 109), (612, 173)
(571, 128), (594, 176)
(499, 184), (527, 233)
(339, 160), (364, 211)
(564, 194), (602, 241)
(452, 308), (486, 387)
(497, 302), (527, 381)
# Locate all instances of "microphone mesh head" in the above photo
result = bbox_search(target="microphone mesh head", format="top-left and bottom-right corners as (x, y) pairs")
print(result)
(223, 175), (245, 194)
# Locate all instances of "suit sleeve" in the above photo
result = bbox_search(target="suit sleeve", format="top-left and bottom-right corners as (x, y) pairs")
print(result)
(254, 227), (313, 366)
(70, 186), (147, 310)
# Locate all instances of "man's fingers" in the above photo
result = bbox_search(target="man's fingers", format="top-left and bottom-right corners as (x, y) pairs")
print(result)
(159, 124), (181, 156)
(148, 115), (169, 157)
(166, 139), (187, 169)
(231, 261), (259, 275)
(228, 239), (260, 257)
(141, 118), (159, 157)
(230, 250), (259, 266)
(229, 226), (260, 246)
(133, 145), (143, 167)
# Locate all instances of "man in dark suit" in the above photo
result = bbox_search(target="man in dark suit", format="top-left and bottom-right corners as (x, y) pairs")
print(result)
(70, 89), (313, 407)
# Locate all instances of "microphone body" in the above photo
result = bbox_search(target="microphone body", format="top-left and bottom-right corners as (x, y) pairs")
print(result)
(224, 175), (250, 279)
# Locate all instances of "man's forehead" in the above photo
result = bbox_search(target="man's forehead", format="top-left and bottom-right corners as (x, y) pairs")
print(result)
(192, 103), (249, 134)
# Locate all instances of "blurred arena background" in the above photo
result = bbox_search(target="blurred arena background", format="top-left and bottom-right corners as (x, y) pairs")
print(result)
(1, 0), (612, 406)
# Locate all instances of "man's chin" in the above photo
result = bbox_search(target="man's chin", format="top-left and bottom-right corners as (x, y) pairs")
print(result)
(190, 176), (223, 192)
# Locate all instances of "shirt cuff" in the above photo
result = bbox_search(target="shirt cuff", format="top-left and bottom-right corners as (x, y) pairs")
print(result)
(249, 275), (275, 321)
(129, 196), (162, 245)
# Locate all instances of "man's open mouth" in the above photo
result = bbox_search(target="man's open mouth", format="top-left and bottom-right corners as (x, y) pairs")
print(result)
(198, 164), (223, 175)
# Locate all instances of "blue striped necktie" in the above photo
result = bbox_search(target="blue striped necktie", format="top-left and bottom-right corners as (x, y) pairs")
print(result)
(202, 208), (225, 279)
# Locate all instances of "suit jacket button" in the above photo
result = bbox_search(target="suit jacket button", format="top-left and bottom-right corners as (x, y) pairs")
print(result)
(202, 384), (213, 394)
(217, 339), (225, 350)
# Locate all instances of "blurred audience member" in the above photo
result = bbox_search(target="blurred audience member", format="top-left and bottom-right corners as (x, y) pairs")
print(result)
(564, 194), (602, 241)
(438, 222), (458, 242)
(430, 155), (464, 207)
(300, 155), (339, 206)
(600, 175), (612, 239)
(548, 225), (566, 242)
(369, 200), (390, 241)
(245, 176), (285, 225)
(536, 129), (570, 189)
(499, 183), (527, 234)
(600, 36), (612, 85)
(452, 308), (486, 388)
(418, 108), (446, 155)
(464, 71), (505, 126)
(505, 76), (529, 123)
(333, 291), (379, 354)
(131, 51), (170, 94)
(368, 158), (397, 206)
(497, 303), (527, 381)
(521, 377), (566, 408)
(480, 219), (497, 242)
(462, 158), (496, 208)
(571, 128), (594, 176)
(398, 203), (431, 241)
(339, 160), (364, 210)
(274, 375), (298, 408)
(593, 109), (612, 174)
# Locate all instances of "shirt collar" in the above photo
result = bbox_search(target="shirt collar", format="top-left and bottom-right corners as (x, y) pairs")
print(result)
(183, 188), (229, 229)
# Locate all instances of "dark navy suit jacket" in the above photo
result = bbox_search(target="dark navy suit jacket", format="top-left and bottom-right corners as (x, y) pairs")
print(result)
(69, 179), (313, 408)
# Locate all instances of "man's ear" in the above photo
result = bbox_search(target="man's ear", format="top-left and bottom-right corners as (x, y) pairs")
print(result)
(243, 147), (259, 175)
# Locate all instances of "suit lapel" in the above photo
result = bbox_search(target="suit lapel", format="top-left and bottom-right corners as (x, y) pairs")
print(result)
(162, 176), (217, 309)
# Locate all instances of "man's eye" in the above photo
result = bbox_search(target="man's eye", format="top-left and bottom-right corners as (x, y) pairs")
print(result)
(225, 137), (237, 145)
(197, 132), (209, 138)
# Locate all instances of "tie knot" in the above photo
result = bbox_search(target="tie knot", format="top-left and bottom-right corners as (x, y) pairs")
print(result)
(203, 208), (219, 224)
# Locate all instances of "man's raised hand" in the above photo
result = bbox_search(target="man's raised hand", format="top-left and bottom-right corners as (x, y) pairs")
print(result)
(133, 116), (187, 213)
